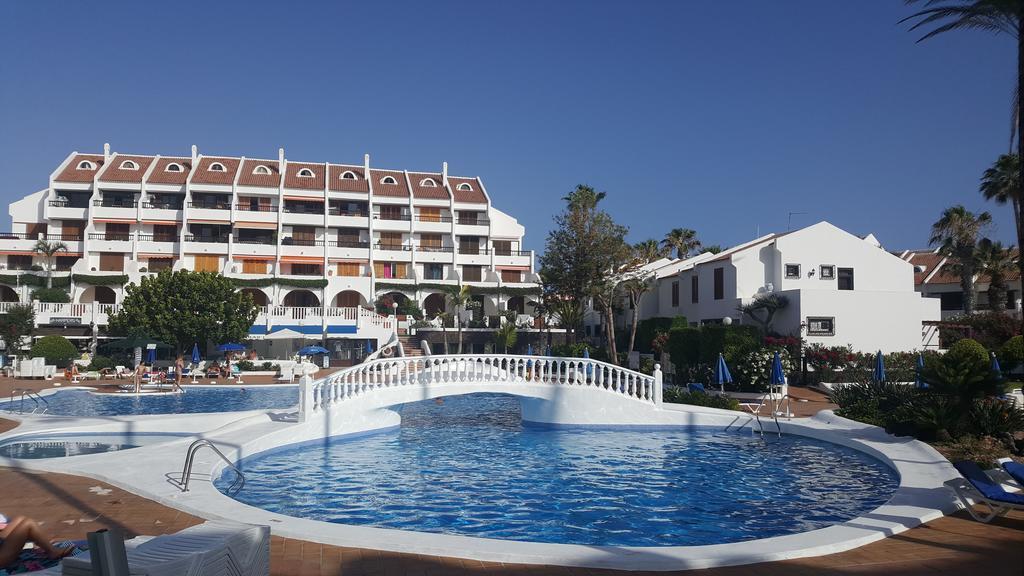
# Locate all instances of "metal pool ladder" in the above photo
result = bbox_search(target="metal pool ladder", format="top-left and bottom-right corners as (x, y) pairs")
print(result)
(177, 439), (245, 495)
(741, 386), (793, 438)
(6, 389), (49, 415)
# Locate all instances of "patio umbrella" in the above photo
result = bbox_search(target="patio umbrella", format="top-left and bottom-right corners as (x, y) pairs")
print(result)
(583, 347), (592, 377)
(217, 343), (246, 353)
(872, 350), (885, 383)
(265, 328), (305, 340)
(191, 343), (201, 365)
(365, 340), (374, 355)
(770, 351), (785, 387)
(146, 347), (156, 365)
(525, 343), (533, 368)
(715, 353), (733, 393)
(915, 353), (926, 389)
(545, 345), (552, 357)
(298, 345), (329, 356)
(991, 352), (1003, 380)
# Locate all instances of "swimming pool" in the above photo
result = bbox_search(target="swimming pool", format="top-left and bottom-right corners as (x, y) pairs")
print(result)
(0, 432), (189, 459)
(1, 386), (298, 417)
(218, 394), (898, 547)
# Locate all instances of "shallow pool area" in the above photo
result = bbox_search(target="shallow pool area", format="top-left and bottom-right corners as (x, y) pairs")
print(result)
(0, 432), (189, 459)
(218, 393), (899, 547)
(1, 386), (298, 417)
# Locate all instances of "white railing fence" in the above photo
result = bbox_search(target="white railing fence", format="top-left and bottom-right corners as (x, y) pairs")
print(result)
(300, 354), (663, 420)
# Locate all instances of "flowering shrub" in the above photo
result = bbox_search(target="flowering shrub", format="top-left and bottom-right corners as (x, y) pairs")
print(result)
(651, 331), (669, 355)
(732, 347), (794, 392)
(805, 344), (855, 371)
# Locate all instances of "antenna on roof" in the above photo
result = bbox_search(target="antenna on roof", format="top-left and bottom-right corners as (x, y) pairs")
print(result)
(103, 143), (111, 161)
(787, 212), (808, 231)
(191, 145), (198, 162)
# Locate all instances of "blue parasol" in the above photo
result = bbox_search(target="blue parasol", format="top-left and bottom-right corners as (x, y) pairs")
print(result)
(365, 340), (374, 354)
(191, 343), (201, 364)
(545, 345), (552, 357)
(217, 343), (246, 352)
(872, 350), (885, 383)
(146, 347), (156, 364)
(583, 347), (592, 377)
(525, 343), (533, 368)
(915, 353), (927, 389)
(991, 352), (1003, 380)
(715, 353), (733, 393)
(298, 345), (329, 356)
(770, 351), (785, 386)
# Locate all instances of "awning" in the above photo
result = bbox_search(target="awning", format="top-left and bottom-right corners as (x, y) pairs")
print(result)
(328, 257), (368, 263)
(283, 195), (323, 202)
(495, 265), (531, 271)
(233, 255), (275, 261)
(0, 251), (35, 256)
(234, 222), (278, 229)
(138, 253), (174, 258)
(141, 220), (179, 226)
(280, 256), (323, 263)
(94, 218), (137, 224)
(188, 219), (230, 225)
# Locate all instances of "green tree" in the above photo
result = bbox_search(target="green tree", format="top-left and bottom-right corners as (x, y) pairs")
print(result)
(621, 241), (661, 357)
(929, 205), (992, 314)
(33, 239), (67, 288)
(661, 228), (701, 259)
(977, 238), (1016, 310)
(30, 335), (78, 367)
(633, 239), (666, 263)
(493, 315), (518, 353)
(108, 270), (257, 351)
(0, 303), (35, 355)
(703, 244), (724, 254)
(738, 293), (789, 334)
(538, 185), (629, 345)
(444, 285), (476, 353)
(979, 154), (1024, 314)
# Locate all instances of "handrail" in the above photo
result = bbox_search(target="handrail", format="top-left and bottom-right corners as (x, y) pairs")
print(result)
(7, 389), (48, 415)
(740, 385), (792, 438)
(178, 439), (245, 494)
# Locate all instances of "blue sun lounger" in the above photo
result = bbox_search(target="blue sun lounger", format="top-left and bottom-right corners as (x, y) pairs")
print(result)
(946, 460), (1024, 523)
(998, 458), (1024, 487)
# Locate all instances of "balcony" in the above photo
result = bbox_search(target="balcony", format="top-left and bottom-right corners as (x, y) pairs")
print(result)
(136, 233), (179, 255)
(413, 214), (453, 233)
(280, 237), (324, 259)
(372, 212), (412, 232)
(92, 199), (137, 221)
(233, 237), (277, 258)
(184, 234), (229, 243)
(187, 201), (230, 223)
(282, 238), (325, 247)
(457, 246), (490, 265)
(326, 239), (370, 260)
(0, 232), (41, 253)
(46, 198), (90, 220)
(46, 233), (84, 242)
(415, 245), (455, 263)
(454, 217), (489, 235)
(327, 209), (370, 229)
(141, 200), (184, 223)
(33, 302), (119, 326)
(87, 232), (132, 252)
(236, 203), (279, 213)
(493, 249), (532, 268)
(281, 209), (325, 226)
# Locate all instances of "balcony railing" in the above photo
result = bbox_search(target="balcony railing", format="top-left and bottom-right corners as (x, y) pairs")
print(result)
(456, 217), (489, 226)
(0, 232), (37, 240)
(282, 238), (324, 247)
(47, 234), (83, 241)
(375, 243), (411, 251)
(93, 199), (138, 208)
(328, 208), (369, 217)
(493, 249), (531, 257)
(142, 201), (183, 210)
(184, 234), (229, 243)
(234, 237), (276, 245)
(48, 199), (87, 208)
(416, 245), (454, 253)
(416, 214), (453, 223)
(330, 240), (370, 248)
(283, 205), (325, 215)
(136, 234), (178, 243)
(236, 203), (278, 212)
(458, 247), (490, 255)
(89, 233), (131, 241)
(187, 201), (230, 210)
(373, 212), (412, 221)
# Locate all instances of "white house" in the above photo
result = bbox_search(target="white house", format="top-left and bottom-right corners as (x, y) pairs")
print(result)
(596, 222), (941, 353)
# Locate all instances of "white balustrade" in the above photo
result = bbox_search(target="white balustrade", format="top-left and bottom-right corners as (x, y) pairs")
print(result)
(303, 354), (663, 417)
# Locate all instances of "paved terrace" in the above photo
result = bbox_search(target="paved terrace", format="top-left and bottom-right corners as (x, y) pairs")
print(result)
(1, 380), (1022, 575)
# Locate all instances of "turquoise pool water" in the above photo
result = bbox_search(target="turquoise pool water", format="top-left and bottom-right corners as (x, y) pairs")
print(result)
(0, 432), (189, 459)
(218, 393), (898, 546)
(1, 386), (298, 416)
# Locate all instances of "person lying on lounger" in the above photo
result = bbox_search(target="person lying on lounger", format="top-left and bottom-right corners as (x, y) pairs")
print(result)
(0, 514), (77, 570)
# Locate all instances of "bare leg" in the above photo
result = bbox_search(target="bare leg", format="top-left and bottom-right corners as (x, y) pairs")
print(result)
(0, 516), (72, 565)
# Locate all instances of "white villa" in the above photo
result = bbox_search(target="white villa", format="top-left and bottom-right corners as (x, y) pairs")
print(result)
(592, 221), (942, 353)
(3, 144), (539, 357)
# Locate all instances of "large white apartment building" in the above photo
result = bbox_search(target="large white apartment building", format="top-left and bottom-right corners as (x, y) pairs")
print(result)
(3, 144), (539, 353)
(593, 221), (941, 353)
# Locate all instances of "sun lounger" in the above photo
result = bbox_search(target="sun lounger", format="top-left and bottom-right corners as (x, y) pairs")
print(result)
(114, 365), (133, 379)
(997, 458), (1024, 487)
(946, 460), (1024, 523)
(275, 366), (294, 383)
(687, 383), (707, 394)
(43, 521), (269, 576)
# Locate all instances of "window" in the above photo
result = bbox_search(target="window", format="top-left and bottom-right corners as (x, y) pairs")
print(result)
(462, 265), (482, 282)
(419, 207), (441, 222)
(1008, 290), (1019, 310)
(242, 259), (268, 274)
(193, 255), (220, 273)
(837, 267), (854, 291)
(119, 160), (138, 170)
(148, 258), (173, 272)
(819, 265), (835, 280)
(713, 267), (724, 300)
(291, 263), (322, 276)
(380, 175), (398, 185)
(691, 275), (699, 303)
(785, 264), (801, 279)
(99, 253), (125, 272)
(939, 291), (963, 311)
(501, 269), (522, 283)
(76, 160), (95, 170)
(457, 183), (472, 191)
(493, 240), (512, 256)
(297, 168), (315, 178)
(337, 262), (361, 277)
(419, 234), (442, 250)
(379, 232), (403, 250)
(253, 165), (272, 175)
(424, 263), (444, 280)
(419, 178), (437, 187)
(341, 170), (358, 180)
(165, 163), (183, 173)
(208, 162), (226, 172)
(806, 317), (835, 336)
(459, 236), (480, 254)
(374, 262), (407, 279)
(378, 205), (405, 220)
(104, 223), (130, 241)
(55, 255), (78, 271)
(153, 225), (177, 242)
(7, 255), (32, 270)
(671, 280), (679, 307)
(458, 211), (482, 225)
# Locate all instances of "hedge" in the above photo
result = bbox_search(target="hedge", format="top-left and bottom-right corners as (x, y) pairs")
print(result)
(72, 274), (129, 286)
(30, 288), (70, 303)
(30, 335), (79, 368)
(0, 273), (71, 288)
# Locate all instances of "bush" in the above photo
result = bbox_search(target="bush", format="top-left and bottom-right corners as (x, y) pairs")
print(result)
(945, 338), (989, 367)
(831, 380), (918, 430)
(969, 398), (1024, 438)
(941, 312), (1019, 350)
(30, 288), (70, 303)
(29, 335), (79, 367)
(236, 360), (255, 371)
(636, 317), (688, 353)
(999, 335), (1024, 371)
(663, 387), (740, 410)
(551, 343), (607, 361)
(932, 435), (1017, 469)
(87, 355), (114, 371)
(731, 347), (795, 392)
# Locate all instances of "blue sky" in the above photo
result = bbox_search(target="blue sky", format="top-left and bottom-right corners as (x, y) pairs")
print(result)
(0, 1), (1015, 253)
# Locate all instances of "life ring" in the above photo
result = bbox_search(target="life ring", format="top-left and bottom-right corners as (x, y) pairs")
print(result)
(381, 346), (394, 358)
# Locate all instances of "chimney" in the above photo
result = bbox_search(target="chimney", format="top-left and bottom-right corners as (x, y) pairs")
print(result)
(191, 144), (198, 163)
(442, 161), (448, 181)
(364, 153), (370, 172)
(103, 143), (111, 161)
(278, 147), (285, 166)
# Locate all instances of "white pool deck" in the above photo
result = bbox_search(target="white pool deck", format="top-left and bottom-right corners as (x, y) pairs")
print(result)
(0, 380), (962, 571)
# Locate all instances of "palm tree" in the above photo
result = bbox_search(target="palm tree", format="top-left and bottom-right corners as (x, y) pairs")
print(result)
(661, 228), (701, 260)
(633, 239), (665, 263)
(929, 205), (993, 314)
(33, 239), (67, 288)
(444, 285), (475, 353)
(977, 238), (1017, 310)
(980, 154), (1024, 313)
(703, 244), (725, 254)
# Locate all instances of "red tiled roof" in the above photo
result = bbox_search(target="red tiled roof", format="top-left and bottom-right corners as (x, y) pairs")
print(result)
(55, 154), (105, 183)
(328, 165), (369, 193)
(906, 251), (944, 285)
(284, 162), (325, 190)
(146, 157), (192, 185)
(191, 157), (240, 185)
(370, 169), (409, 198)
(97, 155), (156, 183)
(913, 248), (1024, 285)
(408, 172), (449, 200)
(448, 176), (487, 204)
(237, 159), (281, 188)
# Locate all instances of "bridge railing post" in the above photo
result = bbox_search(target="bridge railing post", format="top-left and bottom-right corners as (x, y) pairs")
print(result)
(653, 363), (663, 407)
(298, 374), (315, 422)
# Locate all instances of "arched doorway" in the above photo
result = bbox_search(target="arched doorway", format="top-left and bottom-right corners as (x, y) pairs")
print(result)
(334, 290), (364, 308)
(423, 293), (446, 317)
(240, 288), (268, 307)
(506, 296), (525, 315)
(0, 286), (18, 302)
(79, 286), (116, 305)
(283, 289), (320, 308)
